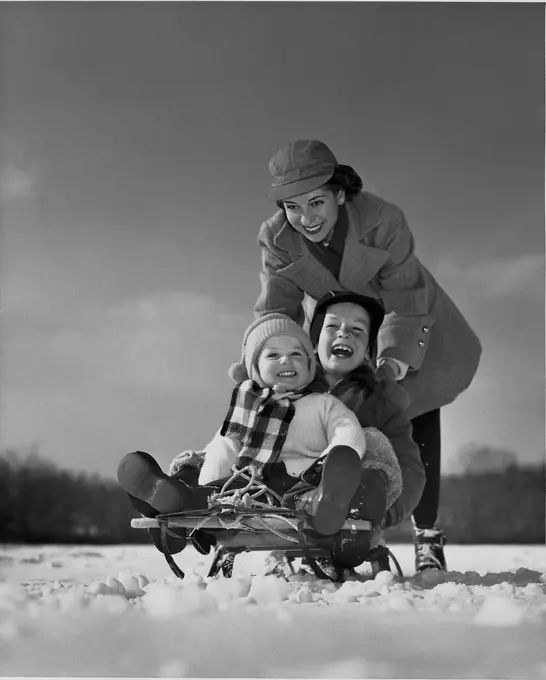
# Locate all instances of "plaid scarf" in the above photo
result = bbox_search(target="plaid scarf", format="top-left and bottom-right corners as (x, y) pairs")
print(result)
(220, 379), (306, 478)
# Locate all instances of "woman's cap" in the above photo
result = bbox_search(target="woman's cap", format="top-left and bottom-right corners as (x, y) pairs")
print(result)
(309, 291), (385, 359)
(268, 140), (338, 201)
(229, 313), (317, 387)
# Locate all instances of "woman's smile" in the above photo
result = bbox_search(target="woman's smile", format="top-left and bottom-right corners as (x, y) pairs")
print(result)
(303, 222), (324, 234)
(281, 188), (343, 243)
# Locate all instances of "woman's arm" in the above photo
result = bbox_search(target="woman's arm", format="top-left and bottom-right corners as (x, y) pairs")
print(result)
(254, 222), (306, 325)
(374, 205), (435, 371)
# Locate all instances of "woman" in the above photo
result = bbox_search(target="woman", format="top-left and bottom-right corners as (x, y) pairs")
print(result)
(254, 139), (482, 571)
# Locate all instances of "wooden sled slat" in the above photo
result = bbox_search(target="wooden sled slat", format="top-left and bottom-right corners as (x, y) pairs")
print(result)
(130, 515), (372, 533)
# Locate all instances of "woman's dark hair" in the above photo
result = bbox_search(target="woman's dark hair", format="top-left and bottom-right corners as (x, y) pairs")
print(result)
(324, 164), (363, 201)
(275, 164), (363, 209)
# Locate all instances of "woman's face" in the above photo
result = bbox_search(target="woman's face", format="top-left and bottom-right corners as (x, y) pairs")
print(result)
(282, 187), (344, 243)
(316, 302), (371, 380)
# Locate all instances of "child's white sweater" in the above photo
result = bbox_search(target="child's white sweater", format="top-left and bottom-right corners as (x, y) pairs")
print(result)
(199, 393), (366, 485)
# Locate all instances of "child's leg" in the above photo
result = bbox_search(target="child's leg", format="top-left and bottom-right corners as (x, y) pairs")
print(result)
(285, 445), (363, 536)
(118, 451), (212, 514)
(126, 492), (187, 555)
(345, 425), (403, 526)
(262, 462), (301, 498)
(331, 468), (388, 568)
(120, 453), (295, 557)
(330, 427), (402, 570)
(347, 468), (389, 524)
(360, 427), (403, 508)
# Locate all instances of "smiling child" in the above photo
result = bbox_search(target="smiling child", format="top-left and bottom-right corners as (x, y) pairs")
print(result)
(118, 313), (402, 570)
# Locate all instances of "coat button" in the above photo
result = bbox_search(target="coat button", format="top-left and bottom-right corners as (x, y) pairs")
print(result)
(418, 339), (425, 347)
(422, 326), (429, 333)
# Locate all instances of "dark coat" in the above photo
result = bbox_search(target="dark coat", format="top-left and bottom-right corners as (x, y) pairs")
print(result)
(255, 191), (482, 419)
(328, 367), (425, 528)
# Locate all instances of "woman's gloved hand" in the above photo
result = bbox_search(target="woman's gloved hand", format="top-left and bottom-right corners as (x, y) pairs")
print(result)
(375, 358), (400, 382)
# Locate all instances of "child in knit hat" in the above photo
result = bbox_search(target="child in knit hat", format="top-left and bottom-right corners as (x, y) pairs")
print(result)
(117, 313), (402, 566)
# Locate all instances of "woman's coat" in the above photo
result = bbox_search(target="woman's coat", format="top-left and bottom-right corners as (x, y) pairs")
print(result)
(255, 191), (482, 419)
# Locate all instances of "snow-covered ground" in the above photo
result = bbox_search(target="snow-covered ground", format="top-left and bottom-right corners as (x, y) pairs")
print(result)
(1, 542), (545, 678)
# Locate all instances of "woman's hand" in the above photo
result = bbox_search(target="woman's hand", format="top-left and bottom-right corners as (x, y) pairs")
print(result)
(375, 358), (400, 381)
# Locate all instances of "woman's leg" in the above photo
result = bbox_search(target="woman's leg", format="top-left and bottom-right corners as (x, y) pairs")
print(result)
(411, 409), (442, 528)
(409, 409), (447, 570)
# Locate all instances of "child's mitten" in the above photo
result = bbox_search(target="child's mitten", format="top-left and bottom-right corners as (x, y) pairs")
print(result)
(168, 450), (206, 486)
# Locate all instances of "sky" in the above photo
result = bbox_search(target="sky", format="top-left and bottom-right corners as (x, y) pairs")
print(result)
(1, 2), (544, 480)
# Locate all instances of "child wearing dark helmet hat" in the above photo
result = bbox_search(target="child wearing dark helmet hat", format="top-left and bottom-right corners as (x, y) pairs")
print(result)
(309, 291), (425, 532)
(117, 313), (403, 570)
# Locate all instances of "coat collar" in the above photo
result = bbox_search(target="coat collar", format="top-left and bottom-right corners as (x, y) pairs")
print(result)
(270, 193), (390, 294)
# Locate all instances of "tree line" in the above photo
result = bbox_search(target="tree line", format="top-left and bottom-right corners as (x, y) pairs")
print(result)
(386, 461), (544, 544)
(0, 448), (146, 544)
(0, 446), (544, 545)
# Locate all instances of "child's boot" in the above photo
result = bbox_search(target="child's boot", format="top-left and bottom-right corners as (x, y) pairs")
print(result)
(117, 451), (211, 514)
(126, 493), (187, 555)
(346, 468), (389, 525)
(331, 468), (389, 568)
(290, 445), (363, 536)
(366, 528), (391, 574)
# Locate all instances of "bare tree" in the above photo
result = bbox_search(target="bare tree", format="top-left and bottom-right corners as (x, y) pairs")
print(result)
(454, 442), (519, 475)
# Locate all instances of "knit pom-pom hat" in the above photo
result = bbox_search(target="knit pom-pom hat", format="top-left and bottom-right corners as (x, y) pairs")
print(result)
(228, 313), (317, 388)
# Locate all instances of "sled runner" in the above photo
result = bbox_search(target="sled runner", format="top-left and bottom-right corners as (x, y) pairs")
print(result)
(130, 466), (403, 582)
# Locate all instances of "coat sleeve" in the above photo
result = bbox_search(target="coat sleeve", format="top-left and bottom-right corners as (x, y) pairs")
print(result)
(253, 222), (306, 325)
(374, 205), (435, 371)
(199, 429), (241, 485)
(371, 381), (426, 528)
(321, 395), (367, 459)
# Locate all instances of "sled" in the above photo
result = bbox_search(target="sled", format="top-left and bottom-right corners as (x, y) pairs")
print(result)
(130, 465), (403, 582)
(131, 503), (403, 582)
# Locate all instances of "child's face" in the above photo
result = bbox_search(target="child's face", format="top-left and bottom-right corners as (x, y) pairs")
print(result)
(316, 302), (371, 379)
(257, 335), (310, 391)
